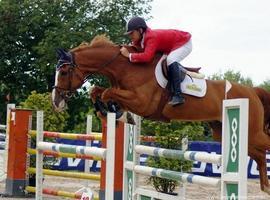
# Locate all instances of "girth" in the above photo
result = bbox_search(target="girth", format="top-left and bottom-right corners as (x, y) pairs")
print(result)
(144, 89), (171, 123)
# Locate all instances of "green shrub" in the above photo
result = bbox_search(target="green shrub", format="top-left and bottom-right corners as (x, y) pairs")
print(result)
(142, 119), (205, 194)
(20, 91), (69, 132)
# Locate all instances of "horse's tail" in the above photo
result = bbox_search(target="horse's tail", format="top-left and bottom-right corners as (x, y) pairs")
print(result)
(254, 87), (270, 134)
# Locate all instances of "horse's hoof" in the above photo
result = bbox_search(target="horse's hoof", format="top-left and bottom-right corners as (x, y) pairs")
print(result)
(118, 112), (136, 125)
(263, 186), (270, 195)
(126, 112), (136, 125)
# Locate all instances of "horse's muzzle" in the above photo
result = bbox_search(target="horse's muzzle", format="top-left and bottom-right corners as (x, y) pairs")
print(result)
(52, 88), (66, 112)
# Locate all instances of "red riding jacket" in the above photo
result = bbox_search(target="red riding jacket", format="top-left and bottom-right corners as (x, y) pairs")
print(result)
(130, 28), (191, 63)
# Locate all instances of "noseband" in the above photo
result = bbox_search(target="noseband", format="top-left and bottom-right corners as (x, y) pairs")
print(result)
(53, 48), (120, 100)
(53, 65), (84, 100)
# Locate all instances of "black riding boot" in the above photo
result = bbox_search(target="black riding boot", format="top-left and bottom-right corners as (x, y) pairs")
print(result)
(168, 62), (185, 106)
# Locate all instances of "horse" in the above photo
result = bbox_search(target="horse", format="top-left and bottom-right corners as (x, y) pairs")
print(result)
(254, 87), (270, 135)
(210, 87), (270, 141)
(52, 35), (270, 194)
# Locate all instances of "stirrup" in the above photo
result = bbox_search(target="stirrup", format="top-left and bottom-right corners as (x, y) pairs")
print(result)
(168, 95), (185, 106)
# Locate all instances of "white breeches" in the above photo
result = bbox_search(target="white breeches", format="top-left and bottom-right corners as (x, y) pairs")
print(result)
(166, 39), (192, 65)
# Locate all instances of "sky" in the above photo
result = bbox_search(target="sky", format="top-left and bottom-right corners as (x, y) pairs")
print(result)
(148, 0), (270, 85)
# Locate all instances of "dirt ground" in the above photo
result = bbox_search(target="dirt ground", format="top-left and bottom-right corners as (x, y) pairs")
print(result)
(1, 150), (270, 200)
(0, 175), (270, 200)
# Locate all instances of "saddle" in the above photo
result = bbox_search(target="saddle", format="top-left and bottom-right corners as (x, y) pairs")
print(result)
(161, 59), (202, 80)
(144, 58), (205, 122)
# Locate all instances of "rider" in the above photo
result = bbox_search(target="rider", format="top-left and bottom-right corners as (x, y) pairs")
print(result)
(120, 16), (192, 106)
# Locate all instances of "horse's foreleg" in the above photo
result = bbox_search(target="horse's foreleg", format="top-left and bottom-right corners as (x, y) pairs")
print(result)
(89, 86), (107, 100)
(89, 86), (108, 120)
(101, 88), (139, 108)
(99, 88), (138, 124)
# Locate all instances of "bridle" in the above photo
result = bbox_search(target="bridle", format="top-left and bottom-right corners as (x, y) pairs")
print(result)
(53, 48), (120, 100)
(53, 65), (83, 100)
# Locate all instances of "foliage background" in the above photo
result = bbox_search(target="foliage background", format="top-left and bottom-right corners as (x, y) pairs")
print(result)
(0, 0), (269, 143)
(0, 0), (152, 128)
(1, 0), (270, 194)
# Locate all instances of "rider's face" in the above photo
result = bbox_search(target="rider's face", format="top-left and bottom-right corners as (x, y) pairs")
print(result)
(128, 30), (142, 43)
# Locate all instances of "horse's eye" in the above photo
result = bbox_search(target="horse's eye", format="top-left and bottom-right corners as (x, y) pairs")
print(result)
(60, 71), (68, 76)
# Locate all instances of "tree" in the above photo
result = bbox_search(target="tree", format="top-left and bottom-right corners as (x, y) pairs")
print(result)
(20, 91), (69, 131)
(65, 88), (103, 133)
(259, 79), (270, 92)
(0, 0), (152, 125)
(204, 69), (254, 137)
(142, 119), (204, 194)
(19, 90), (101, 133)
(209, 70), (253, 86)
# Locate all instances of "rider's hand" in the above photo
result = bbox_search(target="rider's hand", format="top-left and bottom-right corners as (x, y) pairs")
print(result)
(120, 47), (130, 58)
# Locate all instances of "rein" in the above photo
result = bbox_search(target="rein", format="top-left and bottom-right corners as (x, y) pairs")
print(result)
(84, 49), (120, 80)
(95, 49), (121, 72)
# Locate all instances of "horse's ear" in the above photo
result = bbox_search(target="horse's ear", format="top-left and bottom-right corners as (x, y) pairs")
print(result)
(57, 48), (72, 62)
(56, 48), (70, 59)
(56, 48), (65, 60)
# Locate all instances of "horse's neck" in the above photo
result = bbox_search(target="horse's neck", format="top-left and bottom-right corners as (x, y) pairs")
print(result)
(76, 47), (119, 79)
(76, 47), (161, 89)
(110, 56), (160, 89)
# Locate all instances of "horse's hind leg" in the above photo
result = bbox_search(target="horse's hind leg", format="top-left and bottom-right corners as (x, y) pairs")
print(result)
(249, 146), (270, 194)
(252, 131), (270, 150)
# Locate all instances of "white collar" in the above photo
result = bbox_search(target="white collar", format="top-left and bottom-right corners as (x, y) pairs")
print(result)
(140, 32), (145, 49)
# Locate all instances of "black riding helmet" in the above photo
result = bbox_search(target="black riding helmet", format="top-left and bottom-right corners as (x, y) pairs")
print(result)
(125, 16), (147, 34)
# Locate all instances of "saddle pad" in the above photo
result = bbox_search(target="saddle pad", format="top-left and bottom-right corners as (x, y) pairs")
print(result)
(155, 55), (207, 97)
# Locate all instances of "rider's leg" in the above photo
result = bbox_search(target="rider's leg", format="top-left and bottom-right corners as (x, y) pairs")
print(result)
(168, 62), (185, 106)
(167, 39), (192, 106)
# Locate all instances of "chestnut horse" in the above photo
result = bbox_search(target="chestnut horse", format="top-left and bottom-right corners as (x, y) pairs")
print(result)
(52, 35), (270, 194)
(254, 87), (270, 135)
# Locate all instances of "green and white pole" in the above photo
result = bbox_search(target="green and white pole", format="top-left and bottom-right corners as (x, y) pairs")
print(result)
(123, 114), (141, 200)
(123, 115), (185, 200)
(221, 98), (248, 200)
(123, 99), (248, 200)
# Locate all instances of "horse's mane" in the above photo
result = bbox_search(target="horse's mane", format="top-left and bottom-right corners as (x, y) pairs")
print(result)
(71, 35), (115, 52)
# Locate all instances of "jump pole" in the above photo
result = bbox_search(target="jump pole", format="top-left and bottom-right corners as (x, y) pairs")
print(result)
(35, 112), (119, 200)
(221, 98), (248, 199)
(123, 115), (185, 200)
(4, 108), (97, 197)
(123, 98), (248, 200)
(2, 104), (15, 181)
(4, 108), (32, 196)
(99, 116), (125, 200)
